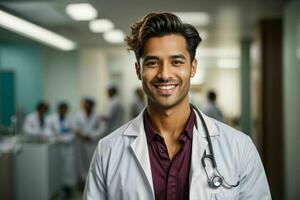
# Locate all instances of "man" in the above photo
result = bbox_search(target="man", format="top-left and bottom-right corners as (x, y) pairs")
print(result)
(202, 89), (224, 122)
(73, 98), (104, 186)
(46, 102), (76, 198)
(102, 86), (124, 134)
(84, 13), (271, 200)
(23, 101), (50, 138)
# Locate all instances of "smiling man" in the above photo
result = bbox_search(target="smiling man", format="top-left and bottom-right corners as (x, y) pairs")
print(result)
(84, 13), (271, 200)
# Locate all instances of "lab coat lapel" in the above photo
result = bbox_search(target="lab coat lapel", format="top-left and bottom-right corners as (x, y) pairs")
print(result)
(190, 126), (208, 177)
(125, 111), (155, 198)
(189, 126), (209, 199)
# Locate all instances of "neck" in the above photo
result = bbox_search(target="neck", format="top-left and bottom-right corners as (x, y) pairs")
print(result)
(147, 97), (191, 140)
(85, 110), (92, 117)
(38, 112), (43, 118)
(59, 114), (65, 120)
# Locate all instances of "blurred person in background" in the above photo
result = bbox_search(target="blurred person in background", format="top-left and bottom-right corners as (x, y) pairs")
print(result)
(73, 98), (104, 189)
(102, 86), (124, 134)
(130, 87), (145, 118)
(202, 89), (224, 122)
(23, 100), (50, 138)
(46, 102), (76, 198)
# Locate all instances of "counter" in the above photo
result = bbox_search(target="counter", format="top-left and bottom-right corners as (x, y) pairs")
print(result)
(14, 142), (62, 200)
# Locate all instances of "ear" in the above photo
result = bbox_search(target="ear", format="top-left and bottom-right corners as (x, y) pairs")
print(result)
(135, 62), (142, 80)
(191, 59), (197, 77)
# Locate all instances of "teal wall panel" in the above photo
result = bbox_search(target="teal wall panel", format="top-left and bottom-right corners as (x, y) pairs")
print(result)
(0, 71), (15, 126)
(0, 43), (43, 114)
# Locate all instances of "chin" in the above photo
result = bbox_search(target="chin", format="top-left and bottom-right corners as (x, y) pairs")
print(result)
(152, 98), (184, 110)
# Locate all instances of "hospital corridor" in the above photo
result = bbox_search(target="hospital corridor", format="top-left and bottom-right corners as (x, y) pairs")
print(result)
(0, 0), (299, 199)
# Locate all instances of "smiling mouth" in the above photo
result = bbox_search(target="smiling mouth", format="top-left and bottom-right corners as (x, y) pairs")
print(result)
(153, 83), (179, 95)
(155, 84), (177, 89)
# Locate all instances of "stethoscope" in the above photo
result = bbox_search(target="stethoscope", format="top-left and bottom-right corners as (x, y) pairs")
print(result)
(192, 105), (240, 189)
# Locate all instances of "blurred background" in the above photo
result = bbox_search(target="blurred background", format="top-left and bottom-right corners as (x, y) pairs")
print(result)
(0, 0), (299, 199)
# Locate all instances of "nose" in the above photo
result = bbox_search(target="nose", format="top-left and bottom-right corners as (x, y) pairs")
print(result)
(157, 61), (172, 80)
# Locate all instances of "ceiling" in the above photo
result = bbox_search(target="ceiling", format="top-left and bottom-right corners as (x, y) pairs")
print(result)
(0, 0), (284, 49)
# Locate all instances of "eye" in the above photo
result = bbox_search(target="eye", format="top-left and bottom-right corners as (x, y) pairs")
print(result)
(172, 59), (184, 66)
(144, 60), (158, 67)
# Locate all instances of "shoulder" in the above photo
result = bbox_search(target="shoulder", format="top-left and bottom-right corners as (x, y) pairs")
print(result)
(95, 111), (143, 155)
(98, 121), (132, 150)
(215, 120), (253, 150)
(216, 120), (249, 141)
(213, 120), (257, 164)
(26, 112), (37, 120)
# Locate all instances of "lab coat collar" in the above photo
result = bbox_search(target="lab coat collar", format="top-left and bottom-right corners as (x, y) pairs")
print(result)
(123, 108), (145, 137)
(124, 107), (220, 137)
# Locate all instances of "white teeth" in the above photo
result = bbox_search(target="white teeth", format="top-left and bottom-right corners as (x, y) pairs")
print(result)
(157, 85), (176, 90)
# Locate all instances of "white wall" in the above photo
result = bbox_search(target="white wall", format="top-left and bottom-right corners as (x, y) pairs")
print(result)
(79, 48), (109, 112)
(203, 67), (241, 117)
(105, 48), (141, 121)
(78, 47), (140, 121)
(43, 48), (80, 115)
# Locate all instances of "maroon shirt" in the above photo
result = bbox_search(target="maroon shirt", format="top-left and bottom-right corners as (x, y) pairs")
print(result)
(144, 109), (196, 200)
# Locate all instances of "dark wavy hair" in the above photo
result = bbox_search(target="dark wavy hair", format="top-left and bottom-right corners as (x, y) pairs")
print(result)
(126, 12), (202, 62)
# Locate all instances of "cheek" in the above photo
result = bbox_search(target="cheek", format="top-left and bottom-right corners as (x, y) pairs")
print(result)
(141, 69), (155, 82)
(141, 74), (152, 88)
(177, 68), (192, 80)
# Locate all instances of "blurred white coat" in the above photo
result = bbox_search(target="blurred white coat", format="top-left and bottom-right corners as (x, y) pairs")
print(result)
(73, 111), (105, 181)
(46, 113), (76, 187)
(23, 112), (50, 137)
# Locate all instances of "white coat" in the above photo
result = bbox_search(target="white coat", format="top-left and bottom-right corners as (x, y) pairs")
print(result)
(73, 111), (105, 181)
(84, 108), (271, 200)
(23, 112), (50, 137)
(46, 113), (76, 186)
(73, 112), (105, 139)
(46, 113), (75, 142)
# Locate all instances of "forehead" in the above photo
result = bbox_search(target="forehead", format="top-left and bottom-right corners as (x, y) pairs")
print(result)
(141, 34), (189, 58)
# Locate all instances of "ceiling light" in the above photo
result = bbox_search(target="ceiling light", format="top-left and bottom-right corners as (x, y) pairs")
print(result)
(0, 10), (76, 51)
(103, 29), (125, 44)
(174, 12), (210, 26)
(217, 58), (240, 69)
(89, 19), (114, 33)
(66, 3), (97, 21)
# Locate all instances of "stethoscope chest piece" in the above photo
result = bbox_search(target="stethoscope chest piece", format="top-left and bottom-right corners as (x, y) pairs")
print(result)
(209, 175), (223, 189)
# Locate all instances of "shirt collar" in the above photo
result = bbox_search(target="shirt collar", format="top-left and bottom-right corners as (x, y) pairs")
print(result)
(143, 107), (196, 143)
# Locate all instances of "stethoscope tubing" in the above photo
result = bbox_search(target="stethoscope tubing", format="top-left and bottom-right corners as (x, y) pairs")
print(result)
(191, 105), (239, 189)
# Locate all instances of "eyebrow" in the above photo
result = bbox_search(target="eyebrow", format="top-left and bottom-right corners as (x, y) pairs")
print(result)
(143, 56), (159, 62)
(170, 54), (187, 60)
(143, 54), (187, 62)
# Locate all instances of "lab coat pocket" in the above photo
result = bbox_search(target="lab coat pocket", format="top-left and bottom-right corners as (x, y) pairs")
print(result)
(211, 187), (239, 200)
